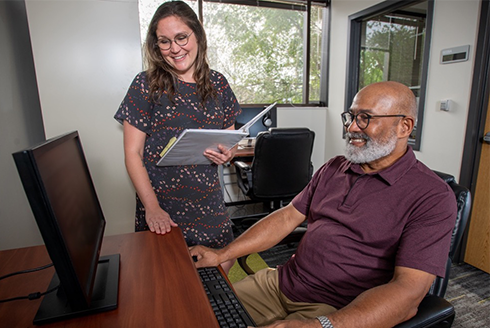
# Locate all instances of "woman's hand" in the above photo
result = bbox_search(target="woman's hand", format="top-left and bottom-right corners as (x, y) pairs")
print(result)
(204, 144), (237, 165)
(145, 207), (178, 234)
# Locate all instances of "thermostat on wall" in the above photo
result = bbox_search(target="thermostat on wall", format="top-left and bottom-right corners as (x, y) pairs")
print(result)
(440, 45), (470, 64)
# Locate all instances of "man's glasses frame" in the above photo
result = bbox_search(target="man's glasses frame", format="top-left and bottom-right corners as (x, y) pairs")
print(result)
(155, 31), (194, 51)
(341, 111), (406, 130)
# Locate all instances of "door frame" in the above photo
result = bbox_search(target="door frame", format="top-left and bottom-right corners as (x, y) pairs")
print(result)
(457, 0), (490, 263)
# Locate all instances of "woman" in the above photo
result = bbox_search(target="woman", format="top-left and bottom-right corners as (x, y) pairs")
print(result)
(114, 1), (240, 270)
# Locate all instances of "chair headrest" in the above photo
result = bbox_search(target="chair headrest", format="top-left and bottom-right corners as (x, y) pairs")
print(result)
(257, 127), (312, 137)
(432, 170), (455, 184)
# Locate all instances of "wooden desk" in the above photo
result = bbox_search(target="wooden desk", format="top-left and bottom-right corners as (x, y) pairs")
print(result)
(235, 145), (254, 159)
(0, 230), (220, 328)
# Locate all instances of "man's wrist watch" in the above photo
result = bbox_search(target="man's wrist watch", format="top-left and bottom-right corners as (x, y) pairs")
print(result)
(317, 316), (334, 328)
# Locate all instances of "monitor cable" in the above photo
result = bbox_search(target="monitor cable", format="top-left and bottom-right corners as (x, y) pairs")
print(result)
(0, 263), (59, 303)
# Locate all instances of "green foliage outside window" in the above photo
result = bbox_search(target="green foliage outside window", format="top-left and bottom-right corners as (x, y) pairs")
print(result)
(205, 4), (304, 104)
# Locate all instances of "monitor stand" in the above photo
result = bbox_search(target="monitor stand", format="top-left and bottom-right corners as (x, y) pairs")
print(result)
(33, 254), (120, 325)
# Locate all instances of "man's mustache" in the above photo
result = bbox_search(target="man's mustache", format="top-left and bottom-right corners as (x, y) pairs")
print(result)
(346, 132), (370, 142)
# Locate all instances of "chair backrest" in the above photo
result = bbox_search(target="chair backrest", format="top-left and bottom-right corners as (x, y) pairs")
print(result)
(250, 128), (315, 200)
(428, 171), (471, 297)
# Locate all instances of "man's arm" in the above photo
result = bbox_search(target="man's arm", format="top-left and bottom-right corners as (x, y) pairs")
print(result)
(190, 203), (306, 268)
(258, 266), (435, 328)
(326, 266), (435, 328)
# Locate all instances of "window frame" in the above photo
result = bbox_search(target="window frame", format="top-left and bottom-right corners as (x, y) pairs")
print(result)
(345, 0), (434, 150)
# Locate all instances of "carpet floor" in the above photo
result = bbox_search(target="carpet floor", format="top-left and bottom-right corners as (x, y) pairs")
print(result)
(446, 263), (490, 327)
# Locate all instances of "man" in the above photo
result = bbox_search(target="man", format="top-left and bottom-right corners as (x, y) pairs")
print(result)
(190, 81), (457, 328)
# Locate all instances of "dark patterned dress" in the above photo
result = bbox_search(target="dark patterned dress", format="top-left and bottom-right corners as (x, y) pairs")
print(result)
(114, 71), (240, 248)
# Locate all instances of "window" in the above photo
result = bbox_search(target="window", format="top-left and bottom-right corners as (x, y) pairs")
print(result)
(346, 0), (433, 150)
(139, 0), (329, 106)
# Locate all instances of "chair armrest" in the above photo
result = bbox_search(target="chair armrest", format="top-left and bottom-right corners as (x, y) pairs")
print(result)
(394, 295), (455, 328)
(234, 161), (251, 172)
(237, 256), (256, 275)
(234, 161), (253, 196)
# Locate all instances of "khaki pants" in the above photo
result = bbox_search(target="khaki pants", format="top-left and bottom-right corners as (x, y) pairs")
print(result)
(233, 268), (337, 326)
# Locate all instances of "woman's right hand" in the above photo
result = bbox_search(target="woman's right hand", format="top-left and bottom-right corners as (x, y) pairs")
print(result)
(145, 207), (178, 235)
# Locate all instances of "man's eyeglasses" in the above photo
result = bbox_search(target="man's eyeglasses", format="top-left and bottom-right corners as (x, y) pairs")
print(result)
(341, 111), (406, 130)
(155, 32), (194, 51)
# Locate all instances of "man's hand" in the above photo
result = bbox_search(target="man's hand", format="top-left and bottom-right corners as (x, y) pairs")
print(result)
(253, 318), (321, 328)
(189, 245), (224, 268)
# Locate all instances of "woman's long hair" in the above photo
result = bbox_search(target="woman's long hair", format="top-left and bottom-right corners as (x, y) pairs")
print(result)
(144, 1), (216, 105)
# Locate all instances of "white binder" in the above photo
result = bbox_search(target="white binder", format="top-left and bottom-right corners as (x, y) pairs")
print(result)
(156, 102), (276, 166)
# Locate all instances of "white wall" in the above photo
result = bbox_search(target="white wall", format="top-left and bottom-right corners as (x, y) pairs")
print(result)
(4, 0), (481, 249)
(415, 0), (479, 177)
(26, 0), (142, 238)
(327, 0), (481, 180)
(0, 0), (46, 250)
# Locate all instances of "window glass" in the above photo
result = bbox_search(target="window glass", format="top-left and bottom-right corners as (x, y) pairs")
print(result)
(204, 3), (304, 104)
(309, 6), (325, 103)
(347, 0), (432, 150)
(359, 2), (427, 95)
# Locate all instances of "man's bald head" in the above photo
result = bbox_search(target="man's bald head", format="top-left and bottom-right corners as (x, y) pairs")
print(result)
(354, 81), (417, 118)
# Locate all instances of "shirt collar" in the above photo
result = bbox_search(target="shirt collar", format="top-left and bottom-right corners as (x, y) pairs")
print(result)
(344, 146), (417, 185)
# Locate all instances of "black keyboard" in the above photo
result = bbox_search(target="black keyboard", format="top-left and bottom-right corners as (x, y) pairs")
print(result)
(197, 267), (256, 328)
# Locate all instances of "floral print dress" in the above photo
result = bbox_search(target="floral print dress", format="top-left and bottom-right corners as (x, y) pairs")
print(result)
(115, 70), (240, 247)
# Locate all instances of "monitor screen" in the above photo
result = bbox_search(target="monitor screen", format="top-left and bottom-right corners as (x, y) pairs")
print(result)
(12, 131), (119, 324)
(235, 105), (277, 137)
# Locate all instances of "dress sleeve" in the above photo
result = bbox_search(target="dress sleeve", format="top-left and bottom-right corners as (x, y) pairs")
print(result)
(114, 72), (153, 134)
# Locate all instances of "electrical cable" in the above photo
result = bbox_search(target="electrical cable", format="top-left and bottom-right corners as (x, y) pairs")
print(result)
(0, 285), (59, 303)
(0, 263), (58, 303)
(0, 263), (53, 281)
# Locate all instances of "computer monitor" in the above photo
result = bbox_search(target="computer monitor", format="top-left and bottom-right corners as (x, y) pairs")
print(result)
(235, 105), (277, 137)
(12, 131), (119, 325)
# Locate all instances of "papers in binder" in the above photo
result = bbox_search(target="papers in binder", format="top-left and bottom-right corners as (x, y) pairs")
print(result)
(156, 102), (276, 166)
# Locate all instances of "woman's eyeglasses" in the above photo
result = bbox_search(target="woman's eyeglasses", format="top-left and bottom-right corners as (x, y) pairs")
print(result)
(341, 111), (406, 130)
(155, 32), (193, 51)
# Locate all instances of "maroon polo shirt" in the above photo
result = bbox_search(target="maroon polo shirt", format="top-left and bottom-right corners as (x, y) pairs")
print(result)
(278, 147), (457, 309)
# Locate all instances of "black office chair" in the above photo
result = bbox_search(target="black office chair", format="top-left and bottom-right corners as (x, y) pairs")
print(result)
(233, 128), (314, 237)
(232, 127), (314, 250)
(234, 127), (315, 209)
(237, 170), (471, 328)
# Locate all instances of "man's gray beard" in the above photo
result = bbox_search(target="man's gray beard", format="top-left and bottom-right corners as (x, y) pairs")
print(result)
(344, 131), (397, 164)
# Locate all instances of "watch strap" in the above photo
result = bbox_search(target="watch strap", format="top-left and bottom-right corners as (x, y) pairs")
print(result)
(317, 315), (334, 328)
